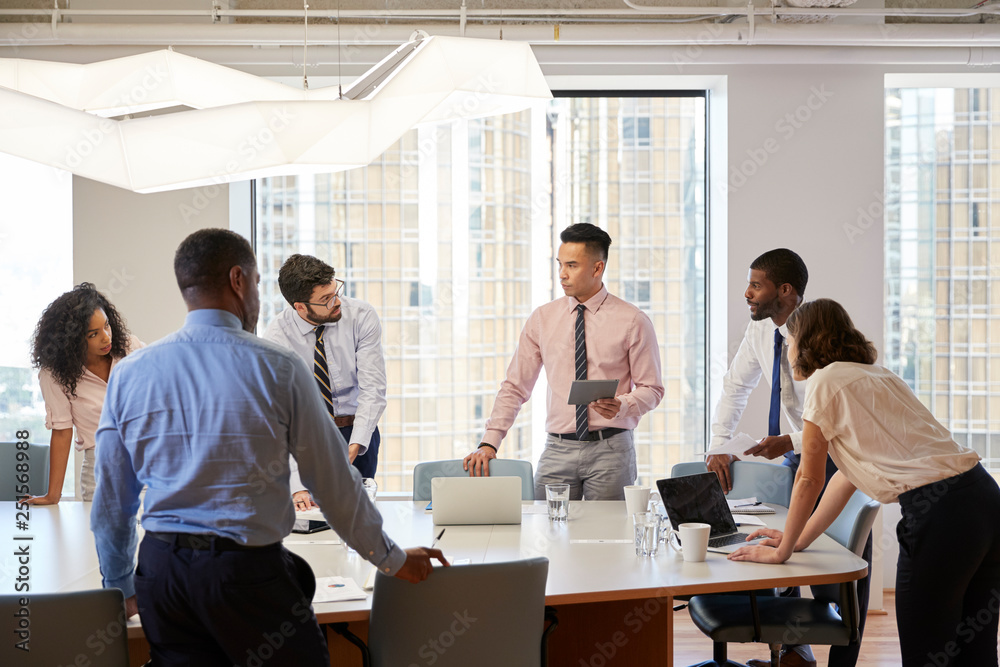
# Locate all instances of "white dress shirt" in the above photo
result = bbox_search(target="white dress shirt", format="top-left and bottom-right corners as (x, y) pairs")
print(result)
(263, 298), (387, 491)
(803, 362), (979, 503)
(709, 318), (806, 454)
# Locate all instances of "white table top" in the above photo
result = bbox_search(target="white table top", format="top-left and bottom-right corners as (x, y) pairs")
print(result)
(0, 500), (867, 631)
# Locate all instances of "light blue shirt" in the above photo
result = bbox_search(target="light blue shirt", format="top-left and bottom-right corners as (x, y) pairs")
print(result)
(263, 298), (388, 493)
(90, 309), (405, 599)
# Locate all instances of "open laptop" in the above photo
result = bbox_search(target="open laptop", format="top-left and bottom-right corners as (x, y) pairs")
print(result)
(656, 472), (767, 553)
(431, 476), (522, 525)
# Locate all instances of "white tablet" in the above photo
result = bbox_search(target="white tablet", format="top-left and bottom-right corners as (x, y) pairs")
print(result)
(567, 379), (619, 405)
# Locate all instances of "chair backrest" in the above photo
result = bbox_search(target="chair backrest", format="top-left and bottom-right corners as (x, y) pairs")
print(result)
(811, 490), (880, 606)
(0, 588), (129, 666)
(368, 557), (549, 667)
(670, 460), (794, 506)
(413, 459), (534, 501)
(0, 442), (50, 501)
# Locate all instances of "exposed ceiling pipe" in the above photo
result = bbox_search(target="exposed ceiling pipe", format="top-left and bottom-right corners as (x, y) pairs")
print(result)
(1, 4), (1000, 20)
(4, 22), (1000, 49)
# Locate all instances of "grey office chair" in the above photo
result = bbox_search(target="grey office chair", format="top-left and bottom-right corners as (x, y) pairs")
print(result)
(332, 558), (556, 667)
(413, 459), (534, 501)
(670, 460), (794, 506)
(685, 490), (880, 667)
(0, 588), (130, 666)
(0, 442), (50, 501)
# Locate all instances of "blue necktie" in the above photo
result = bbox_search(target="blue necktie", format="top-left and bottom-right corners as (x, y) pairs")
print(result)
(574, 304), (589, 441)
(768, 328), (783, 437)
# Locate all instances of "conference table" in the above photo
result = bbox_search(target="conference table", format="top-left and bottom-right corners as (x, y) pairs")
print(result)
(1, 499), (867, 666)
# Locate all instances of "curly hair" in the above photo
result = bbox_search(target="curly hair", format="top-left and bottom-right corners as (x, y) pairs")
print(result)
(785, 298), (877, 378)
(31, 283), (131, 397)
(278, 254), (336, 306)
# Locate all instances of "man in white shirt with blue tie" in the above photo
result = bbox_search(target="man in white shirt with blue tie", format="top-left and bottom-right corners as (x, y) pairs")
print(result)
(263, 254), (387, 508)
(707, 248), (864, 667)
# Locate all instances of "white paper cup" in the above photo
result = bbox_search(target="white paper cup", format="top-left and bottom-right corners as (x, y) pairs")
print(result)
(669, 522), (711, 562)
(624, 485), (651, 517)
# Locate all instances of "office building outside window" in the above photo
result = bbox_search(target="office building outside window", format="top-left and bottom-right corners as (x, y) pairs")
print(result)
(885, 87), (999, 473)
(256, 95), (707, 492)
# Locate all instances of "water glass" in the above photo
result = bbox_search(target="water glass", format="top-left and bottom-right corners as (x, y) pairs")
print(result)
(633, 512), (661, 557)
(545, 483), (570, 522)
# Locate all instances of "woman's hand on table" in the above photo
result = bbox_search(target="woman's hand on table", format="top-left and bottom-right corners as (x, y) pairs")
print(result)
(727, 528), (791, 564)
(24, 494), (60, 506)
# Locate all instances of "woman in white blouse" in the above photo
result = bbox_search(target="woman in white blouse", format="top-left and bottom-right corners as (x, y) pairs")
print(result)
(730, 298), (1000, 667)
(26, 283), (142, 504)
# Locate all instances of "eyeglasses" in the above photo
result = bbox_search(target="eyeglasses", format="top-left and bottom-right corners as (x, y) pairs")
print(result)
(298, 279), (345, 310)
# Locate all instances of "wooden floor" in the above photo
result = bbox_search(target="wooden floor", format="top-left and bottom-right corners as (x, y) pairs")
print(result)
(672, 590), (995, 666)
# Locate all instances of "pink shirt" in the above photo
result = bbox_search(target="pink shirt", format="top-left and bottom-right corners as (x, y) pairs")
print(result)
(482, 286), (664, 448)
(38, 335), (144, 451)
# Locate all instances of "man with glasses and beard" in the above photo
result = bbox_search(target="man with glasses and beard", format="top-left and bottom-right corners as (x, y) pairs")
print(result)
(264, 254), (387, 510)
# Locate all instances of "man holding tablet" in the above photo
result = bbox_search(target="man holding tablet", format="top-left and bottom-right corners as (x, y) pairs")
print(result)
(463, 223), (664, 500)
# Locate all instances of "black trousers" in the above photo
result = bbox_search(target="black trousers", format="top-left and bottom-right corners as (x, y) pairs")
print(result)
(784, 451), (872, 667)
(344, 424), (380, 479)
(135, 534), (329, 667)
(896, 463), (1000, 667)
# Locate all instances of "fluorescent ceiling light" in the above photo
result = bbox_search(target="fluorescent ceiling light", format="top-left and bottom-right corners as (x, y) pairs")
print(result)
(0, 35), (551, 193)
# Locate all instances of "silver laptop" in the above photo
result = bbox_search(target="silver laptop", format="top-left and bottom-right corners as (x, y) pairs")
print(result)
(656, 473), (766, 554)
(431, 476), (522, 525)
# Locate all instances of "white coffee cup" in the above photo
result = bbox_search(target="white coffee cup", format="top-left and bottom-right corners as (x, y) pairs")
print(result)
(669, 522), (711, 563)
(624, 485), (651, 517)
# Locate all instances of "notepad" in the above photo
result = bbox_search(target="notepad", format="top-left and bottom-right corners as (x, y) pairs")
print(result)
(726, 497), (776, 515)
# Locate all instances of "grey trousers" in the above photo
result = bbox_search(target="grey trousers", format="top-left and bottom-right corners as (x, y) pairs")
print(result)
(533, 430), (637, 501)
(81, 447), (96, 502)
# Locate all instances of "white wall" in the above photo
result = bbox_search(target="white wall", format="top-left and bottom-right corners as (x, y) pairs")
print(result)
(73, 178), (232, 343)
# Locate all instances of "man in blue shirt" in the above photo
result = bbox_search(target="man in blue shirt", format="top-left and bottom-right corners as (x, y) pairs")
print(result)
(91, 228), (446, 665)
(263, 254), (387, 509)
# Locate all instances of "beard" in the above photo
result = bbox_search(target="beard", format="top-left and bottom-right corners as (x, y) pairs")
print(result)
(306, 303), (343, 325)
(749, 295), (781, 322)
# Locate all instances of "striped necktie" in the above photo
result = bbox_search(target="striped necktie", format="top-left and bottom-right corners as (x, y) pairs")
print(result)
(313, 326), (335, 418)
(574, 304), (589, 441)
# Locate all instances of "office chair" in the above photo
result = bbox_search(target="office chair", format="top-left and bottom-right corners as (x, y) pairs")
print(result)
(0, 588), (130, 666)
(331, 557), (557, 667)
(684, 490), (880, 667)
(0, 442), (50, 501)
(670, 460), (794, 506)
(412, 459), (535, 501)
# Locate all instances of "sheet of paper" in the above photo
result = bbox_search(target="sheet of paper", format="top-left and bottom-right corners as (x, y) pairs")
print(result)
(700, 432), (758, 457)
(314, 576), (367, 603)
(363, 566), (378, 590)
(734, 515), (766, 527)
(295, 508), (327, 521)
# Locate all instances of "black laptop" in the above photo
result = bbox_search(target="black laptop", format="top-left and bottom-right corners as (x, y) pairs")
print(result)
(656, 472), (766, 553)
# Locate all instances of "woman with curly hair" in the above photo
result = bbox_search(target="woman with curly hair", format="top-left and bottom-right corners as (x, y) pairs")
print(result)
(729, 298), (1000, 667)
(27, 283), (143, 504)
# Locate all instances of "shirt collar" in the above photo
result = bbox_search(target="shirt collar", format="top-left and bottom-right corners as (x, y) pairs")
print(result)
(569, 284), (609, 313)
(184, 309), (243, 330)
(289, 306), (338, 338)
(774, 320), (789, 339)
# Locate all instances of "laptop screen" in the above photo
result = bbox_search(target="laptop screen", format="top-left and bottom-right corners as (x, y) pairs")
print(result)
(656, 472), (739, 537)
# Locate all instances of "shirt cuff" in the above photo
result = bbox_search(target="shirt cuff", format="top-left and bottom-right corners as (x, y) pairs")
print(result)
(615, 395), (634, 419)
(789, 431), (803, 454)
(105, 574), (135, 600)
(481, 430), (503, 449)
(372, 544), (408, 576)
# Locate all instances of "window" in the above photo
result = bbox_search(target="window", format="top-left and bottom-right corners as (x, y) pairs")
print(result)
(256, 94), (708, 491)
(0, 154), (74, 494)
(885, 87), (999, 472)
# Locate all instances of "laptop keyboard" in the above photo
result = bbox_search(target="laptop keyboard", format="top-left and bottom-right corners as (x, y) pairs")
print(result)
(708, 532), (752, 548)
